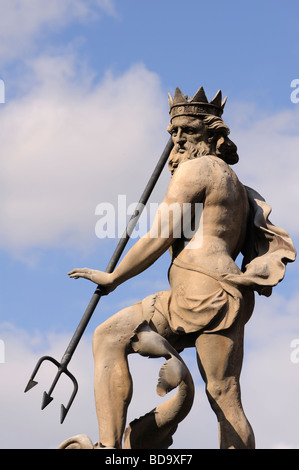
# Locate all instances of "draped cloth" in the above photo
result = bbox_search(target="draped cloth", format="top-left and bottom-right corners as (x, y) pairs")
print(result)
(230, 186), (296, 297)
(149, 269), (254, 334)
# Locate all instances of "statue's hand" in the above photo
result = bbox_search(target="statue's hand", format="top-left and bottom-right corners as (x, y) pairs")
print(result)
(67, 268), (116, 294)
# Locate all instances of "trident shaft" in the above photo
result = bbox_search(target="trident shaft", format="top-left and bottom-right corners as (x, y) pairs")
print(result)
(24, 138), (174, 423)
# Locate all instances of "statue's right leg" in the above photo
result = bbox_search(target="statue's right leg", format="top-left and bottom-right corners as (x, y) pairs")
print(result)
(92, 302), (145, 449)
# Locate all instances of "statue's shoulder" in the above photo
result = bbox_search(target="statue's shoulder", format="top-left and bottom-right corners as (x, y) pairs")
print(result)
(174, 157), (211, 185)
(179, 155), (229, 180)
(205, 155), (241, 180)
(180, 155), (213, 172)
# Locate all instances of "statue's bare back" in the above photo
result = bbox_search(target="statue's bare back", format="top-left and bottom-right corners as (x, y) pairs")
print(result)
(171, 155), (249, 278)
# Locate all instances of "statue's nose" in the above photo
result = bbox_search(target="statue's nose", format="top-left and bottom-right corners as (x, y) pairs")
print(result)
(174, 128), (186, 145)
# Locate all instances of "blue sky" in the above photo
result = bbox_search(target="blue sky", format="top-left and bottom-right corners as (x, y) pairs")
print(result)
(1, 0), (299, 449)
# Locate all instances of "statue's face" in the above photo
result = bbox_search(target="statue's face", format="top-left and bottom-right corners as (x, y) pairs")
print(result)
(168, 115), (208, 152)
(167, 115), (209, 174)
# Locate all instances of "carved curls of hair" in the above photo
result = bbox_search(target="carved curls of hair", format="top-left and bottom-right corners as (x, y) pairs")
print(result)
(202, 115), (239, 165)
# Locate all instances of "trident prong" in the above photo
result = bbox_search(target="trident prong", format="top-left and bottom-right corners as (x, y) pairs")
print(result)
(25, 354), (78, 424)
(24, 138), (174, 422)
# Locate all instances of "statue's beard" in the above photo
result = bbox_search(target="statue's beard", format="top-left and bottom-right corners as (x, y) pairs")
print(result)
(168, 141), (210, 175)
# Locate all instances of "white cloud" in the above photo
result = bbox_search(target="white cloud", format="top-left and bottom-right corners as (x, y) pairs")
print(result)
(0, 57), (169, 255)
(0, 0), (117, 65)
(228, 103), (299, 237)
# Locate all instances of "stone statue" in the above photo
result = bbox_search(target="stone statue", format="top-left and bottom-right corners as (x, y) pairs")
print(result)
(61, 86), (296, 449)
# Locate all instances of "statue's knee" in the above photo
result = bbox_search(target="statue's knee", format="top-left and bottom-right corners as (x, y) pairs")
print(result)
(93, 304), (143, 357)
(92, 315), (133, 355)
(93, 323), (105, 342)
(92, 322), (113, 353)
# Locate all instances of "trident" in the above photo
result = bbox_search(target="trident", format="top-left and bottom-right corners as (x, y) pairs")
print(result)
(24, 138), (174, 423)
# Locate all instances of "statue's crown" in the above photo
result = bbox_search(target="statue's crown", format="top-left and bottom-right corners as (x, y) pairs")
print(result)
(168, 86), (227, 122)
